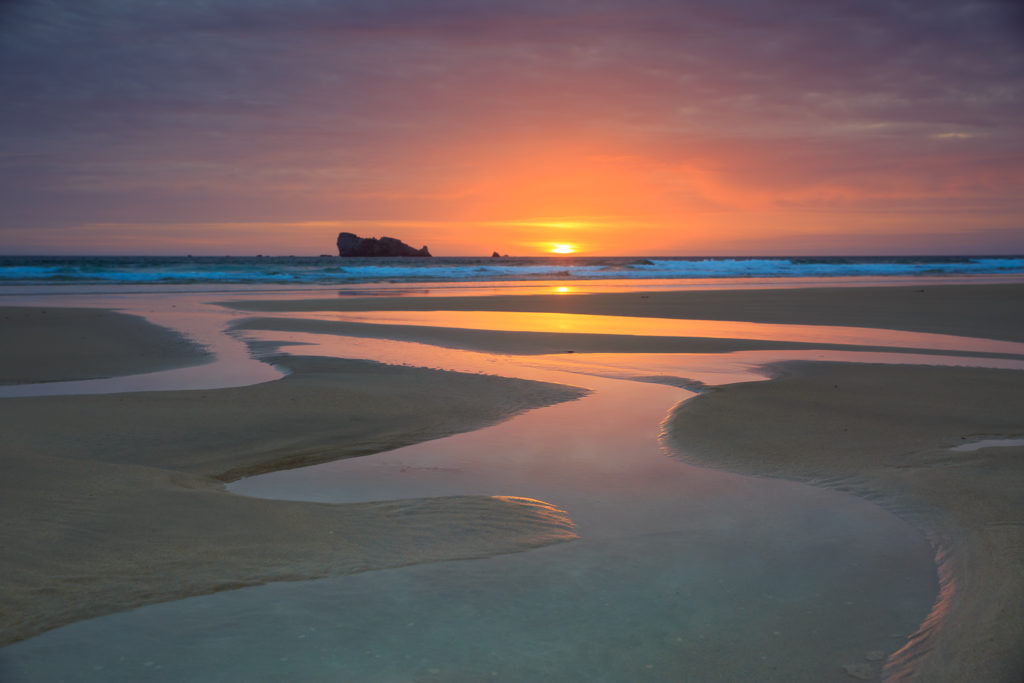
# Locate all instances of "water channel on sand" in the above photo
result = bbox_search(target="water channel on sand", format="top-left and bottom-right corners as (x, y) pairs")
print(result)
(4, 289), (1021, 681)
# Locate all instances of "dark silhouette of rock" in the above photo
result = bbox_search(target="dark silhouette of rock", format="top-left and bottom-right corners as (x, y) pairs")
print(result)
(491, 251), (501, 258)
(336, 232), (431, 257)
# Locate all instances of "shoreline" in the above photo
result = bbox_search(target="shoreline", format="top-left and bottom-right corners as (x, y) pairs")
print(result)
(0, 312), (586, 646)
(230, 315), (1024, 360)
(221, 281), (1024, 681)
(221, 281), (1024, 343)
(4, 271), (1024, 303)
(1, 281), (1021, 679)
(665, 361), (1024, 682)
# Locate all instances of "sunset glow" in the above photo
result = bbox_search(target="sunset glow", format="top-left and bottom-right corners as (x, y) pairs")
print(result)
(0, 1), (1021, 256)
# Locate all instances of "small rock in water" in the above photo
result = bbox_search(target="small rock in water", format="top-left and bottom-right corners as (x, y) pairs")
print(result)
(864, 650), (885, 661)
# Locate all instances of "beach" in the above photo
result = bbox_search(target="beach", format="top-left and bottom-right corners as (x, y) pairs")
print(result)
(0, 307), (584, 646)
(5, 0), (1022, 676)
(0, 307), (212, 385)
(1, 281), (1023, 681)
(667, 360), (1024, 681)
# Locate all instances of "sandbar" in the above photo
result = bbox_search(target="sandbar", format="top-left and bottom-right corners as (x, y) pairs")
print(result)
(0, 347), (584, 646)
(666, 362), (1024, 681)
(221, 281), (1024, 343)
(0, 307), (211, 385)
(226, 281), (1024, 680)
(3, 282), (1023, 682)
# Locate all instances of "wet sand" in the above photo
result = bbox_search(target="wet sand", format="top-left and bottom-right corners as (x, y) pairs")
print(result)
(222, 281), (1024, 343)
(222, 281), (1024, 681)
(666, 362), (1024, 682)
(2, 282), (1023, 681)
(0, 307), (211, 385)
(0, 310), (584, 646)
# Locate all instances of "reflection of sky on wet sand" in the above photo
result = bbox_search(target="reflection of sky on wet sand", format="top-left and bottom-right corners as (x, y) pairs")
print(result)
(227, 323), (1024, 536)
(0, 292), (283, 398)
(5, 272), (1023, 300)
(232, 327), (1024, 390)
(278, 309), (1024, 356)
(6, 328), (943, 681)
(4, 292), (1021, 681)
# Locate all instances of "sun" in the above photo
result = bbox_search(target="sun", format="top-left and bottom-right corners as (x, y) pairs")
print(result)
(550, 243), (576, 254)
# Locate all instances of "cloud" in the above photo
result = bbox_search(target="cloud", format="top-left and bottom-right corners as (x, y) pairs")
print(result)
(0, 0), (1021, 252)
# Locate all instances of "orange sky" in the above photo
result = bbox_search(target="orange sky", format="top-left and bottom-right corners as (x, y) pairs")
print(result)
(1, 1), (1021, 256)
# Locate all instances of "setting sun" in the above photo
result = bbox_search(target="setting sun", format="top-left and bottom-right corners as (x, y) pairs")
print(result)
(550, 244), (576, 254)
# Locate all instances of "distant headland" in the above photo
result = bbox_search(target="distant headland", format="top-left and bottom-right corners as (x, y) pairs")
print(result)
(336, 232), (431, 257)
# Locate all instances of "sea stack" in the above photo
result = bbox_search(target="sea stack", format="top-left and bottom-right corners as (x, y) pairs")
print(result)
(336, 232), (431, 257)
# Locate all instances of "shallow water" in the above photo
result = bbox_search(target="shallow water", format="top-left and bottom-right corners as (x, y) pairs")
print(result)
(3, 363), (937, 682)
(3, 288), (1020, 681)
(0, 292), (282, 397)
(281, 308), (1024, 356)
(0, 527), (933, 682)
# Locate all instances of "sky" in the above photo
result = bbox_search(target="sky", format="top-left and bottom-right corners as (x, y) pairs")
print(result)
(0, 0), (1022, 256)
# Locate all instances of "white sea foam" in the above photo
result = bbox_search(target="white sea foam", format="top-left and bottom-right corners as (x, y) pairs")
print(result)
(1, 255), (1022, 285)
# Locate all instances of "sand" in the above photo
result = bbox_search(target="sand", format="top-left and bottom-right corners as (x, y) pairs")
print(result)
(222, 282), (1024, 681)
(3, 282), (1023, 682)
(232, 314), (943, 356)
(665, 362), (1024, 682)
(230, 315), (1024, 361)
(221, 281), (1024, 343)
(0, 307), (211, 385)
(0, 310), (585, 646)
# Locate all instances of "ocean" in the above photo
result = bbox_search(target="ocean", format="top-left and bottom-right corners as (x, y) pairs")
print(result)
(2, 254), (1022, 286)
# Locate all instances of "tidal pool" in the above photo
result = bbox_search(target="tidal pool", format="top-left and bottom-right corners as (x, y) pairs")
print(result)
(5, 294), (1021, 681)
(2, 366), (938, 682)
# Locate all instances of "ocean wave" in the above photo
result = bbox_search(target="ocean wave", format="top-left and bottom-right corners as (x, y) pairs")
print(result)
(0, 255), (1021, 285)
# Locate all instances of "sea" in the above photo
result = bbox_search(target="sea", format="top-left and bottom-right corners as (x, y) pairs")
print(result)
(1, 254), (1022, 286)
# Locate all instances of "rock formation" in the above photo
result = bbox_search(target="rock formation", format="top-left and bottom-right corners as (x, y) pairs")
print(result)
(336, 232), (431, 257)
